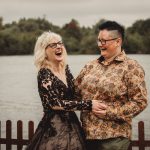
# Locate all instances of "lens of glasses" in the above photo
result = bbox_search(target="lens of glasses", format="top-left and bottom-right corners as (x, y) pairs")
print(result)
(97, 39), (106, 45)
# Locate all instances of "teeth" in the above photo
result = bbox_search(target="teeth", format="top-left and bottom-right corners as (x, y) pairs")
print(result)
(101, 48), (106, 51)
(55, 52), (62, 55)
(55, 51), (61, 54)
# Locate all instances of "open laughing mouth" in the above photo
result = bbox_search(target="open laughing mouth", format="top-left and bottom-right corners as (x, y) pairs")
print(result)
(55, 51), (62, 56)
(100, 48), (107, 51)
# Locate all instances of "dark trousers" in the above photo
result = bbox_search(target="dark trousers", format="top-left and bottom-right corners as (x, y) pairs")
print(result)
(86, 137), (130, 150)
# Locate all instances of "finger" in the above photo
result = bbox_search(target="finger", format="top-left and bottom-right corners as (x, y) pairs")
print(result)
(98, 103), (107, 109)
(95, 103), (106, 110)
(93, 110), (106, 115)
(94, 105), (106, 111)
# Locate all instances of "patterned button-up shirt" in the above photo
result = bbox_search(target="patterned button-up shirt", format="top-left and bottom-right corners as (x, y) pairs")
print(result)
(75, 50), (148, 140)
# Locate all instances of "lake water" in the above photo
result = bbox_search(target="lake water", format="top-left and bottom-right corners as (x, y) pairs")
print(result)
(0, 55), (150, 149)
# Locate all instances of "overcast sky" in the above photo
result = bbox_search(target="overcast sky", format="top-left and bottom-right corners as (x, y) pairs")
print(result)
(0, 0), (150, 27)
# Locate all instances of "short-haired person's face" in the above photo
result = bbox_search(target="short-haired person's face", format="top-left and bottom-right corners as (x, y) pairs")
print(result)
(45, 37), (65, 63)
(97, 29), (121, 60)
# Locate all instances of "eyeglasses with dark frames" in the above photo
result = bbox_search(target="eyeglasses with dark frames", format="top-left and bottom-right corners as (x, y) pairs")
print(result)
(97, 38), (118, 45)
(45, 41), (64, 49)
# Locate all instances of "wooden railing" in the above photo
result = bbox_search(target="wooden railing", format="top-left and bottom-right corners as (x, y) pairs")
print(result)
(0, 120), (150, 150)
(0, 120), (34, 150)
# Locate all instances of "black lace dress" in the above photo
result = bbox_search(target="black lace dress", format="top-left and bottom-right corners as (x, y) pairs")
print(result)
(26, 65), (92, 150)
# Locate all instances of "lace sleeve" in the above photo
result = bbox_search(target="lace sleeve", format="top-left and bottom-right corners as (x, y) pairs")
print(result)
(38, 68), (92, 111)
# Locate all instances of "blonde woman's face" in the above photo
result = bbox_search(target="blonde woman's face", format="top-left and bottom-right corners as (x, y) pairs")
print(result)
(45, 37), (66, 63)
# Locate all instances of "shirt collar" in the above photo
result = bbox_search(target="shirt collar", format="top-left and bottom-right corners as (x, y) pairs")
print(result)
(98, 50), (127, 64)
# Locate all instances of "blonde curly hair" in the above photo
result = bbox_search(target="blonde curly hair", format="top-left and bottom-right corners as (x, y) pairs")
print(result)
(34, 31), (67, 70)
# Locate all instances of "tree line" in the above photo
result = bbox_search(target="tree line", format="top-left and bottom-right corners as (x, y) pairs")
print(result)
(0, 17), (149, 55)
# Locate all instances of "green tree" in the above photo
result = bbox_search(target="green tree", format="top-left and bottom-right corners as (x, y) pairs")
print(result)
(125, 19), (150, 54)
(61, 19), (82, 53)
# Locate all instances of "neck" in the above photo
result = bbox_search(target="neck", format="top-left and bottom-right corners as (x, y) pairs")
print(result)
(105, 48), (121, 62)
(49, 61), (67, 86)
(50, 61), (65, 73)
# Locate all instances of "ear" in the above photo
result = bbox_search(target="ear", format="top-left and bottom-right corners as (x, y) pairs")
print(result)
(116, 38), (122, 46)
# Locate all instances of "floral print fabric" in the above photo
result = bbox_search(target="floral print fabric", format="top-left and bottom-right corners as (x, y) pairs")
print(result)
(75, 51), (147, 140)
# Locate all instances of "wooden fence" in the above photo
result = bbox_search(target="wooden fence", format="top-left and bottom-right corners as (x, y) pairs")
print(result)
(0, 120), (34, 150)
(0, 120), (150, 150)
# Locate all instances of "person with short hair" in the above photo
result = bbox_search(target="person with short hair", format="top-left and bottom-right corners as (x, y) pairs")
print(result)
(75, 21), (148, 150)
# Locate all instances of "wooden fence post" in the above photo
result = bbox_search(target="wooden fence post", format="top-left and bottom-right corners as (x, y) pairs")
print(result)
(17, 120), (23, 150)
(138, 121), (145, 150)
(6, 120), (11, 150)
(0, 121), (1, 150)
(28, 121), (34, 140)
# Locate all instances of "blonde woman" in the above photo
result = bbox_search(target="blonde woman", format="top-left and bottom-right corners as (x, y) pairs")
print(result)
(26, 31), (103, 150)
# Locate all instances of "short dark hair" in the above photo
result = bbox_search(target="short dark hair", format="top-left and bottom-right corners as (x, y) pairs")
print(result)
(99, 21), (125, 41)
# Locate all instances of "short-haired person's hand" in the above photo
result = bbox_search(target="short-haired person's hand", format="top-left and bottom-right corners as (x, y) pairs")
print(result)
(92, 100), (107, 119)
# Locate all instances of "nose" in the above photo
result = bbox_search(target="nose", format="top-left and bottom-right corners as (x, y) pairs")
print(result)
(98, 42), (102, 47)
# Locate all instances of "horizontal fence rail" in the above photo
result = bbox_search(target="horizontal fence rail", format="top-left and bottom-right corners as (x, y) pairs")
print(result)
(0, 120), (150, 150)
